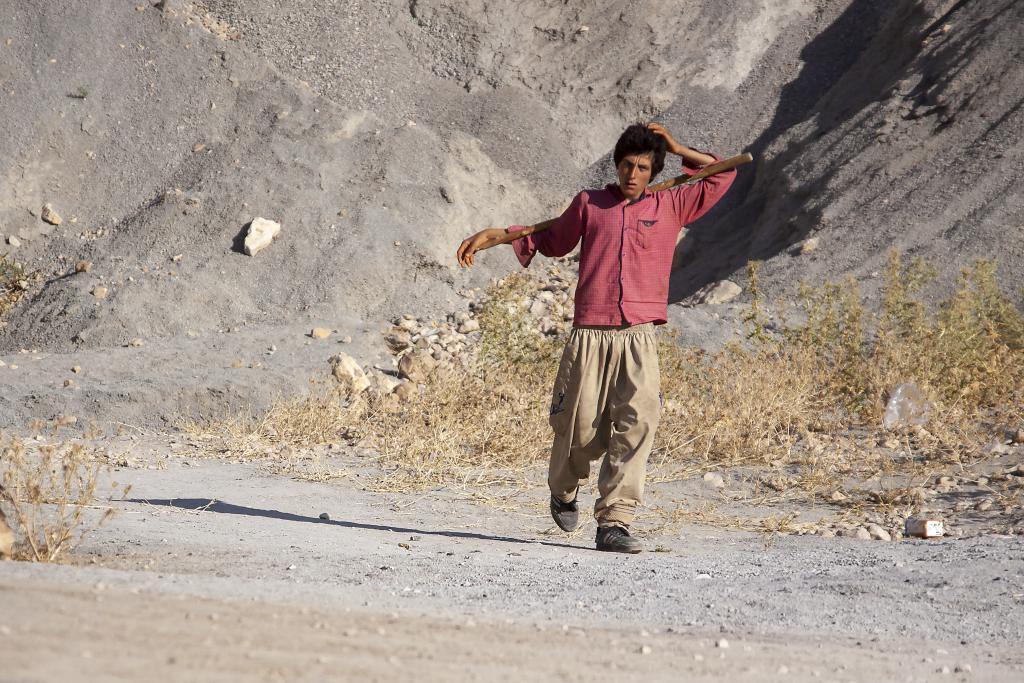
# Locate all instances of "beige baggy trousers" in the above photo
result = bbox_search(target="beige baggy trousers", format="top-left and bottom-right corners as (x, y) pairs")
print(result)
(547, 323), (661, 528)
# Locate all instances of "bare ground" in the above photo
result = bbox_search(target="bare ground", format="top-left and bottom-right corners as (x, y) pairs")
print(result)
(2, 433), (1023, 681)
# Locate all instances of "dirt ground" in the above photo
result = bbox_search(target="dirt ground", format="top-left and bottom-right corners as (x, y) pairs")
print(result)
(2, 434), (1023, 681)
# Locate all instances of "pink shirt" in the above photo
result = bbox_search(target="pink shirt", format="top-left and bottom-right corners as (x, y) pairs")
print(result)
(510, 156), (736, 326)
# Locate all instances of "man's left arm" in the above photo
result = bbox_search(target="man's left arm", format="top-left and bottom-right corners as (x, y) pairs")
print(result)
(648, 123), (737, 225)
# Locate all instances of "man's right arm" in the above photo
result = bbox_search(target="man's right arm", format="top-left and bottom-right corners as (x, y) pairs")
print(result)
(456, 192), (587, 268)
(507, 192), (587, 267)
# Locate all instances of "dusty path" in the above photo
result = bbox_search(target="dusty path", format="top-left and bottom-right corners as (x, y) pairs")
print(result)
(3, 439), (1023, 681)
(2, 575), (1016, 683)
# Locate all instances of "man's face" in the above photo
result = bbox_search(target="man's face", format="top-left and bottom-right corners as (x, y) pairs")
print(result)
(616, 152), (654, 200)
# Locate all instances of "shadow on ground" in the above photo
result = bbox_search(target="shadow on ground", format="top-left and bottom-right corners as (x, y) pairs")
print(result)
(128, 497), (583, 551)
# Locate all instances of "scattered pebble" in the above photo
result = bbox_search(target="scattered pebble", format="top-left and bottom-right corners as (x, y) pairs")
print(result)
(715, 639), (729, 649)
(91, 286), (108, 299)
(41, 203), (63, 225)
(311, 327), (332, 339)
(319, 512), (330, 520)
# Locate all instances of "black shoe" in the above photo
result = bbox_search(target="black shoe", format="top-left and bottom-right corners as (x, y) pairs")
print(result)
(596, 525), (642, 554)
(549, 493), (579, 532)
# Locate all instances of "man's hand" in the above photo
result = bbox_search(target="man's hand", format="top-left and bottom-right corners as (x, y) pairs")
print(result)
(647, 122), (716, 167)
(456, 227), (507, 267)
(647, 122), (684, 156)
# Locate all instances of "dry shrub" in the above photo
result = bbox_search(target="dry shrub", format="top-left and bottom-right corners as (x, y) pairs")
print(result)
(654, 253), (1023, 502)
(203, 253), (1021, 523)
(0, 425), (122, 562)
(183, 385), (363, 457)
(367, 273), (560, 491)
(0, 254), (32, 318)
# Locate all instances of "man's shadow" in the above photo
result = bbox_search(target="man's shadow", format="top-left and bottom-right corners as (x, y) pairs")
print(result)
(128, 497), (583, 551)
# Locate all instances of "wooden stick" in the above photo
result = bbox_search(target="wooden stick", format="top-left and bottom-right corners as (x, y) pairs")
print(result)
(494, 152), (753, 246)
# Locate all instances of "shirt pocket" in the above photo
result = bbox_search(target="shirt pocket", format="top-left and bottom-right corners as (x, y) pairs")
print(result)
(631, 218), (658, 250)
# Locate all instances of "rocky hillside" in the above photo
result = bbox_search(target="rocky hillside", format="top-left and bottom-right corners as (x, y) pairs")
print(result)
(0, 0), (1019, 365)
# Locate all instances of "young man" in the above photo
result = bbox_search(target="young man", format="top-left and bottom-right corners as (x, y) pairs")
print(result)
(457, 123), (736, 553)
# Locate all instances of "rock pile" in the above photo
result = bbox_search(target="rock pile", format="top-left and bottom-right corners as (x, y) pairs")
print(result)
(381, 261), (577, 373)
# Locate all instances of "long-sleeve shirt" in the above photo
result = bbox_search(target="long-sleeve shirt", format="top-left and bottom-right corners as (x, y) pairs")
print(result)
(510, 155), (736, 327)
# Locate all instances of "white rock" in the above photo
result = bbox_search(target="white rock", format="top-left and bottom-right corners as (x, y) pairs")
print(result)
(310, 327), (331, 340)
(697, 280), (742, 305)
(91, 286), (108, 299)
(789, 237), (819, 255)
(715, 638), (729, 649)
(243, 217), (281, 256)
(866, 523), (891, 541)
(6, 235), (21, 247)
(703, 472), (725, 489)
(41, 203), (63, 225)
(0, 509), (14, 559)
(328, 353), (370, 394)
(370, 371), (401, 395)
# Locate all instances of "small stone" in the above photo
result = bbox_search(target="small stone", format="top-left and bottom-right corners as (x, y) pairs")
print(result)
(310, 327), (331, 340)
(866, 523), (891, 541)
(398, 350), (436, 383)
(0, 511), (14, 559)
(243, 217), (281, 256)
(817, 528), (836, 538)
(696, 280), (742, 305)
(384, 328), (412, 353)
(702, 472), (725, 489)
(639, 645), (652, 655)
(171, 253), (183, 262)
(75, 260), (92, 273)
(71, 366), (81, 374)
(715, 638), (729, 649)
(954, 663), (972, 673)
(192, 143), (206, 153)
(340, 335), (352, 344)
(91, 286), (108, 299)
(457, 319), (480, 334)
(64, 379), (74, 387)
(789, 237), (819, 256)
(328, 352), (370, 394)
(1011, 428), (1024, 445)
(830, 490), (848, 503)
(41, 203), (63, 225)
(319, 512), (330, 520)
(129, 338), (144, 347)
(7, 235), (22, 247)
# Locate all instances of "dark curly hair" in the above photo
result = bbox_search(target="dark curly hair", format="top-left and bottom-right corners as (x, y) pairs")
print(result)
(613, 123), (667, 178)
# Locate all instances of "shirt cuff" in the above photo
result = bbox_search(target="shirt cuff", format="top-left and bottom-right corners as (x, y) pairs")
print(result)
(681, 151), (723, 176)
(507, 225), (536, 267)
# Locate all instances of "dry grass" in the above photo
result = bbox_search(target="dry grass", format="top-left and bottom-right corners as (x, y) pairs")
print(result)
(653, 255), (1022, 501)
(195, 253), (1022, 532)
(0, 423), (125, 562)
(0, 254), (32, 318)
